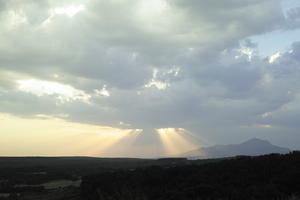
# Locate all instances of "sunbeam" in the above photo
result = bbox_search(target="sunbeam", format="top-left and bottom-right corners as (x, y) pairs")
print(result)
(74, 129), (143, 157)
(156, 128), (202, 156)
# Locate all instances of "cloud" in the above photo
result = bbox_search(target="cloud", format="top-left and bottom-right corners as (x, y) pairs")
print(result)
(285, 6), (300, 29)
(0, 0), (300, 148)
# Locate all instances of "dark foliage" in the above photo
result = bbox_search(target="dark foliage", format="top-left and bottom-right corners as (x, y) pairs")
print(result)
(81, 152), (300, 200)
(0, 156), (192, 197)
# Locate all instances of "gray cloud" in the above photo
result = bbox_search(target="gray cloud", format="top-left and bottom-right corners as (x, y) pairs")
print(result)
(285, 6), (300, 29)
(0, 0), (300, 148)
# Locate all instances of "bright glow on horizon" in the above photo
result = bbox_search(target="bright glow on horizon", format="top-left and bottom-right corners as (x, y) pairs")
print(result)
(0, 113), (144, 157)
(0, 113), (202, 157)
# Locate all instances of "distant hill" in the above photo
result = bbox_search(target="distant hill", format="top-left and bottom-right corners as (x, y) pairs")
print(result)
(180, 138), (290, 159)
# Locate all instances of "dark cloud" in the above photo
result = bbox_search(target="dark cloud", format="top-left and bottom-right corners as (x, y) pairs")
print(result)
(285, 6), (300, 29)
(0, 0), (300, 147)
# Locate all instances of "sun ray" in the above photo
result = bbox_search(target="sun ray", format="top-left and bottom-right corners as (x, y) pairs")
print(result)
(175, 128), (211, 146)
(157, 129), (179, 156)
(0, 113), (140, 156)
(99, 129), (142, 157)
(156, 128), (202, 156)
(72, 129), (143, 157)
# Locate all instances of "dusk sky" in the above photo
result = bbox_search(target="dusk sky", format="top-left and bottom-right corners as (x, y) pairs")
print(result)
(1, 0), (300, 157)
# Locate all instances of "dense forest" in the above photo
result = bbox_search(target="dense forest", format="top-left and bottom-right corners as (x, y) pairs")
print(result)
(0, 157), (196, 199)
(82, 152), (300, 200)
(1, 153), (300, 199)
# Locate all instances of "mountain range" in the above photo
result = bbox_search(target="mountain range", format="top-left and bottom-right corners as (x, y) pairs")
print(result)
(179, 138), (290, 159)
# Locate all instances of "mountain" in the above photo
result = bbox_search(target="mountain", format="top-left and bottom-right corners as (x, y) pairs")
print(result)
(180, 138), (290, 159)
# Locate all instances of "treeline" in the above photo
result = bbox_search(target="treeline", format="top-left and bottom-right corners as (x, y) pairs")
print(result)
(81, 152), (300, 200)
(0, 157), (192, 198)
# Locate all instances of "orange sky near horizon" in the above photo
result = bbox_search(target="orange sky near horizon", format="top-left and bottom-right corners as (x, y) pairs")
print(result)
(0, 113), (202, 157)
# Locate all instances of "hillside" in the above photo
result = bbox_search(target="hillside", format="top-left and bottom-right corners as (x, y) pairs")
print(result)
(82, 152), (300, 200)
(180, 138), (290, 159)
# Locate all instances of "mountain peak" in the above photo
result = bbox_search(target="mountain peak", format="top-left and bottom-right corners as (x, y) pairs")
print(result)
(179, 138), (290, 159)
(242, 138), (271, 145)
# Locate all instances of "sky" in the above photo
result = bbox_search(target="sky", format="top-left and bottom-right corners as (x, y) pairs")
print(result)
(0, 0), (300, 157)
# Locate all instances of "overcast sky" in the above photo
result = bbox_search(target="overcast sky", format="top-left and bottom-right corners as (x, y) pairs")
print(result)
(0, 0), (300, 157)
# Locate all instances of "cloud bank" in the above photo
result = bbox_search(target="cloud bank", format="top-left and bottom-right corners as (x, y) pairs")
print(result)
(0, 0), (300, 149)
